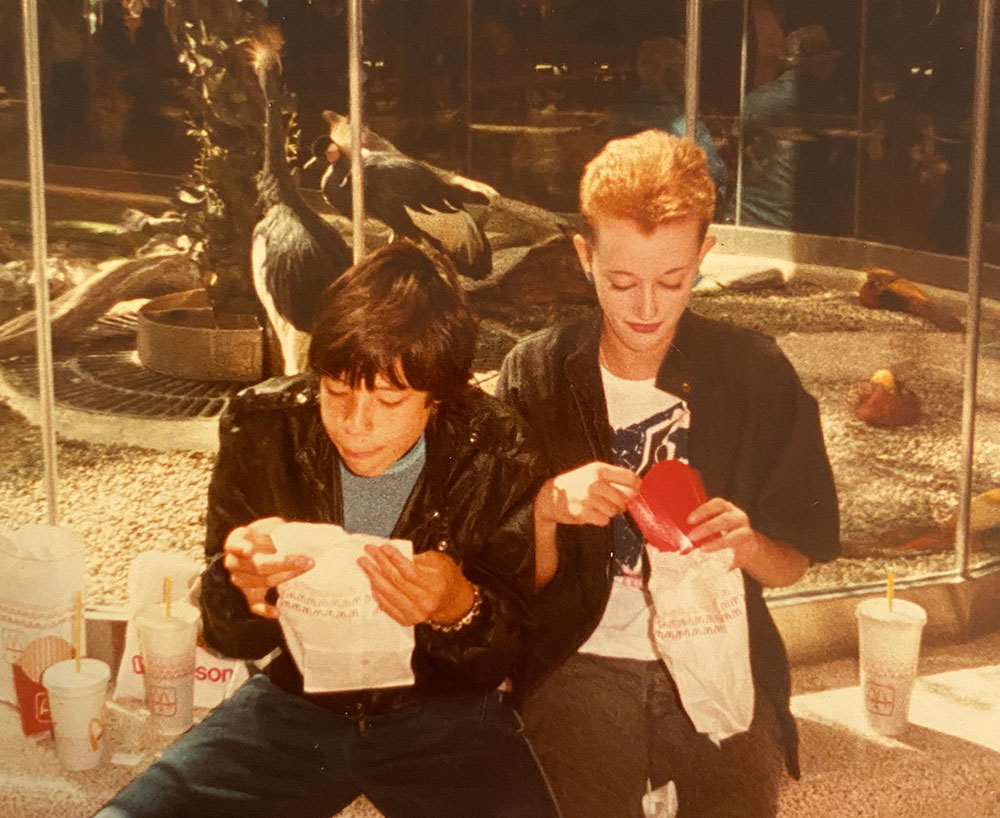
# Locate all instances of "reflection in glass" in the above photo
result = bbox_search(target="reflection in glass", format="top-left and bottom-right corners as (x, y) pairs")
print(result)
(859, 0), (979, 256)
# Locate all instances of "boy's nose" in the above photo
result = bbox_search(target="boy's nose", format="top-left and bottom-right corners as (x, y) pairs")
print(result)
(343, 394), (374, 432)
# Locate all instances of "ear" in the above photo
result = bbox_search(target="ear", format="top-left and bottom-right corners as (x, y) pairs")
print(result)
(573, 233), (594, 283)
(698, 234), (716, 265)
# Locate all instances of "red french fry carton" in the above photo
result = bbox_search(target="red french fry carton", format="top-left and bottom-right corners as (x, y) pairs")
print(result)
(12, 635), (75, 735)
(627, 460), (709, 553)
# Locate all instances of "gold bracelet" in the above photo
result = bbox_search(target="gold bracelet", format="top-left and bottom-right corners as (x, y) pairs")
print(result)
(426, 584), (482, 633)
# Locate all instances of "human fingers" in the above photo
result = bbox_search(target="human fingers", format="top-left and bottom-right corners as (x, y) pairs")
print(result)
(553, 491), (617, 527)
(223, 526), (257, 560)
(364, 545), (427, 597)
(251, 552), (314, 582)
(357, 554), (429, 624)
(365, 578), (419, 626)
(223, 517), (283, 560)
(687, 498), (748, 544)
(224, 563), (276, 617)
(240, 585), (280, 619)
(594, 463), (642, 492)
(591, 480), (634, 514)
(224, 554), (313, 611)
(225, 551), (311, 581)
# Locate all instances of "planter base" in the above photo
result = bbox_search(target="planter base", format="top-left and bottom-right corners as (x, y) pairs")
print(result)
(137, 289), (263, 382)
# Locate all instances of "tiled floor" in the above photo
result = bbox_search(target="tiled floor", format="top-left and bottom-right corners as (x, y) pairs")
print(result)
(780, 629), (1000, 818)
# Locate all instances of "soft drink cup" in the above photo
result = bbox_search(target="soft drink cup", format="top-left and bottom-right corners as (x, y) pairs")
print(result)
(42, 657), (111, 771)
(855, 597), (927, 736)
(135, 601), (200, 735)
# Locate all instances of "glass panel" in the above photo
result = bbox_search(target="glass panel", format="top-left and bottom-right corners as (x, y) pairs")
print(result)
(975, 302), (1000, 572)
(0, 3), (45, 536)
(732, 1), (862, 234)
(858, 0), (979, 254)
(0, 0), (223, 613)
(3, 0), (996, 614)
(971, 2), (1000, 576)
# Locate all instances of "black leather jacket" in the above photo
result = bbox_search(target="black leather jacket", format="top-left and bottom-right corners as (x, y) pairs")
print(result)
(199, 374), (546, 705)
(496, 311), (840, 776)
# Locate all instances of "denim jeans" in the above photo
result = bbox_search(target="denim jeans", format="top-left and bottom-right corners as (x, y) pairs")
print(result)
(95, 674), (559, 818)
(521, 653), (784, 818)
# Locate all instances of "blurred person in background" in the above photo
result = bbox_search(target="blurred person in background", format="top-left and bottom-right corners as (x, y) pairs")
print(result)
(737, 24), (852, 234)
(608, 36), (730, 215)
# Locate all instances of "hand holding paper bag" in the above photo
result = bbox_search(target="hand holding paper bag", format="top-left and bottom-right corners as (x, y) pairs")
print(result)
(269, 522), (417, 693)
(358, 543), (477, 627)
(223, 517), (315, 618)
(629, 461), (755, 744)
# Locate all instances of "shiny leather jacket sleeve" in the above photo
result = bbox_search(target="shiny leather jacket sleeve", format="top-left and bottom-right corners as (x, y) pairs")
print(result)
(199, 403), (285, 661)
(408, 394), (547, 692)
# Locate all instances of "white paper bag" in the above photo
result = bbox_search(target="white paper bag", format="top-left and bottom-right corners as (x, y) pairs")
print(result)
(112, 551), (248, 708)
(0, 525), (87, 706)
(270, 522), (416, 693)
(646, 545), (754, 744)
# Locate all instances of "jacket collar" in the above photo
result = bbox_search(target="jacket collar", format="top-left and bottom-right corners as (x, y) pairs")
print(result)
(562, 311), (701, 459)
(654, 310), (699, 405)
(563, 318), (610, 460)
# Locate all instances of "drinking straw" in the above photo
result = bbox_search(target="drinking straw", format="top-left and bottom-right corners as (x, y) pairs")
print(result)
(73, 590), (82, 673)
(164, 576), (173, 618)
(887, 571), (894, 613)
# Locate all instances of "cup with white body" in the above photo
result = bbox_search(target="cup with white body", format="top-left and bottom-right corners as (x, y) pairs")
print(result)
(855, 597), (927, 736)
(135, 601), (200, 735)
(42, 657), (111, 771)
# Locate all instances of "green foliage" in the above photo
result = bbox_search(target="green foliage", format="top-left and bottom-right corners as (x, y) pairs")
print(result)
(169, 0), (268, 308)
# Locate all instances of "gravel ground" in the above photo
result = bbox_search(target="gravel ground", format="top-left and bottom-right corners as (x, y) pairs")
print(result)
(2, 275), (999, 609)
(0, 411), (212, 607)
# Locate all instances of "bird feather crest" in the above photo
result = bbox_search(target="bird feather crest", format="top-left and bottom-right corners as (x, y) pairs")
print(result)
(249, 26), (284, 74)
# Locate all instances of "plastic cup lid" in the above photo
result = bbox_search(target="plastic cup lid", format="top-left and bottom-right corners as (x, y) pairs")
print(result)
(855, 596), (927, 625)
(42, 657), (111, 693)
(136, 601), (201, 628)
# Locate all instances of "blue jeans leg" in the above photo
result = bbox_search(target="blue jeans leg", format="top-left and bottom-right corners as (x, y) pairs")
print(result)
(94, 675), (362, 818)
(355, 690), (561, 818)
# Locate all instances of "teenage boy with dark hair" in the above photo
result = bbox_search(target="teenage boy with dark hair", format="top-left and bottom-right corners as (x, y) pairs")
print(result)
(95, 240), (559, 818)
(497, 130), (839, 818)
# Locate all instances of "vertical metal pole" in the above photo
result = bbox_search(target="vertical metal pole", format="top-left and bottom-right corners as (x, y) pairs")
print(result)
(852, 0), (870, 237)
(684, 0), (703, 141)
(465, 0), (474, 174)
(21, 0), (59, 526)
(347, 0), (365, 263)
(955, 0), (994, 578)
(734, 0), (750, 226)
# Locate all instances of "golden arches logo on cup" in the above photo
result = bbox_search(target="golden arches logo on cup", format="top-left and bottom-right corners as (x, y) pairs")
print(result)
(88, 716), (104, 751)
(147, 683), (179, 717)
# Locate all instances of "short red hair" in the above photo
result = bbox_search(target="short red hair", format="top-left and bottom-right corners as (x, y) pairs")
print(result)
(579, 130), (716, 241)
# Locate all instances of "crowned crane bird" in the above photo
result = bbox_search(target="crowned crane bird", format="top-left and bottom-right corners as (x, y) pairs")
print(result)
(312, 111), (493, 281)
(249, 30), (352, 374)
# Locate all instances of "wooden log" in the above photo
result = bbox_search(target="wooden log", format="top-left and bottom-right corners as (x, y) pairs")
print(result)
(0, 251), (200, 358)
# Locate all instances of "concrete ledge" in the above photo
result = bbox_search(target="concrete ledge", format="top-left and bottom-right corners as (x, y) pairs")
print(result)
(771, 568), (1000, 666)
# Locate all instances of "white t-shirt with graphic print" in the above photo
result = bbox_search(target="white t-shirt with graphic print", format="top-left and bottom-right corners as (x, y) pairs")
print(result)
(578, 365), (691, 661)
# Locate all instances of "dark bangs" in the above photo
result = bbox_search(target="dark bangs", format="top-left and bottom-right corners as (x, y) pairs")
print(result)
(308, 241), (477, 402)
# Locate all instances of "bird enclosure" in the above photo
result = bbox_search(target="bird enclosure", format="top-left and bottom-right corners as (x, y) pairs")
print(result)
(2, 0), (999, 613)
